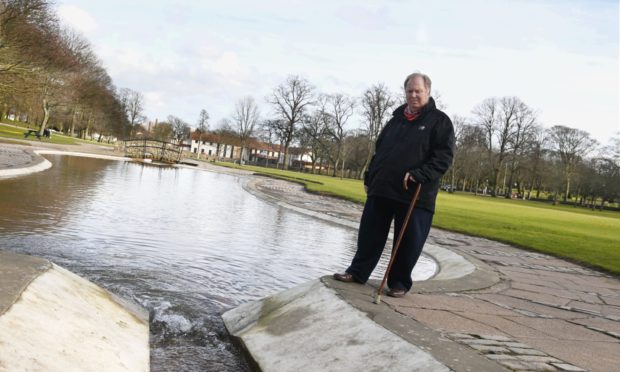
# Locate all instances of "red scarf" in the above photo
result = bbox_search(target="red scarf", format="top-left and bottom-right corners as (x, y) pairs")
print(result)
(404, 106), (420, 121)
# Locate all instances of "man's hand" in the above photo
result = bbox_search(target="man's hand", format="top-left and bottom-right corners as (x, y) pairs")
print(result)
(403, 172), (416, 190)
(364, 185), (368, 194)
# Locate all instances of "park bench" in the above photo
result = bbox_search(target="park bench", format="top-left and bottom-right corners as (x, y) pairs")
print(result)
(23, 130), (41, 140)
(23, 129), (50, 140)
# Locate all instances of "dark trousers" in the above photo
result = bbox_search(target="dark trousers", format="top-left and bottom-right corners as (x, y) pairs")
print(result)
(346, 196), (433, 291)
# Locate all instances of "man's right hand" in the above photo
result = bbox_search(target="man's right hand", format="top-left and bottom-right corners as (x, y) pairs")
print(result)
(403, 172), (417, 190)
(364, 185), (368, 194)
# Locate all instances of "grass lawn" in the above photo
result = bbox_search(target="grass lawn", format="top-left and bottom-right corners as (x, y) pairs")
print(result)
(0, 123), (77, 145)
(217, 162), (620, 275)
(0, 122), (115, 146)
(433, 193), (620, 275)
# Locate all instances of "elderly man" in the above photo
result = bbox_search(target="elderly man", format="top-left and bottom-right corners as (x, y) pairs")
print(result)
(334, 72), (454, 297)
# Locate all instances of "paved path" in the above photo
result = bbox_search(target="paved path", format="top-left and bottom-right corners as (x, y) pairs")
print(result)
(1, 142), (619, 371)
(242, 176), (620, 371)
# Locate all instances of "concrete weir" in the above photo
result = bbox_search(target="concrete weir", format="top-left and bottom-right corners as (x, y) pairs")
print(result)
(223, 279), (450, 372)
(0, 251), (149, 371)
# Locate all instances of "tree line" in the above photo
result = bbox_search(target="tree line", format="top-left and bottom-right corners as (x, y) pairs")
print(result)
(206, 76), (618, 209)
(0, 0), (135, 140)
(1, 0), (617, 208)
(451, 97), (618, 208)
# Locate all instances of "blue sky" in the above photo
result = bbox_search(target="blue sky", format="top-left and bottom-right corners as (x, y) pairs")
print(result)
(57, 0), (619, 144)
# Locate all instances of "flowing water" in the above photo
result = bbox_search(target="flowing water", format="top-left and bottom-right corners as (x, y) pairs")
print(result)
(0, 155), (435, 371)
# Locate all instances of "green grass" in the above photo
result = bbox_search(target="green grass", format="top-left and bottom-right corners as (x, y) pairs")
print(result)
(0, 123), (78, 145)
(433, 193), (620, 275)
(0, 122), (118, 147)
(216, 162), (620, 275)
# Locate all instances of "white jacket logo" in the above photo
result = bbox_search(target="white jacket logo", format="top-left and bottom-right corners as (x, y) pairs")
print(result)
(418, 125), (426, 130)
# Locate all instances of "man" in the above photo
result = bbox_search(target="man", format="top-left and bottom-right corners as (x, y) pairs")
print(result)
(333, 72), (454, 297)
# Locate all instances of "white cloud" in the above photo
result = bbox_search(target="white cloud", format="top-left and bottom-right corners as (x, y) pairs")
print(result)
(57, 5), (98, 34)
(144, 92), (165, 112)
(416, 24), (429, 44)
(58, 0), (618, 140)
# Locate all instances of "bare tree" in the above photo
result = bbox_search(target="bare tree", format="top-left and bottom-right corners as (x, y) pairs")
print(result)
(300, 110), (330, 173)
(505, 100), (538, 198)
(0, 0), (131, 142)
(448, 114), (467, 192)
(473, 96), (523, 196)
(197, 109), (209, 131)
(231, 96), (259, 163)
(267, 75), (314, 169)
(522, 126), (548, 199)
(259, 118), (287, 166)
(548, 125), (598, 201)
(119, 88), (144, 139)
(459, 124), (488, 193)
(168, 115), (190, 143)
(494, 97), (521, 196)
(151, 120), (173, 141)
(320, 93), (355, 177)
(195, 109), (209, 158)
(360, 83), (397, 178)
(577, 156), (619, 209)
(473, 97), (499, 194)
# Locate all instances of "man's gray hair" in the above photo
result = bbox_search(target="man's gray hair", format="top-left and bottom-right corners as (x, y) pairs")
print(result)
(404, 72), (432, 92)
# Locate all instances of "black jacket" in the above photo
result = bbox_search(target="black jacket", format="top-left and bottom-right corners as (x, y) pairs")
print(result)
(364, 98), (454, 212)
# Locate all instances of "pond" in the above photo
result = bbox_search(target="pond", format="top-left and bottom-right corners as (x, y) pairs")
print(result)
(0, 154), (435, 371)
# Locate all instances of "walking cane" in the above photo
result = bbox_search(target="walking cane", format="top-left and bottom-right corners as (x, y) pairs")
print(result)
(374, 183), (422, 304)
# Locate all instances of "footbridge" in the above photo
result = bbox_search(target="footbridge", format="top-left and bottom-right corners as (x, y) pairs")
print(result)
(123, 139), (183, 163)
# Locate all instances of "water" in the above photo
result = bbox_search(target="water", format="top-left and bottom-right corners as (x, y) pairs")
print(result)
(0, 155), (435, 370)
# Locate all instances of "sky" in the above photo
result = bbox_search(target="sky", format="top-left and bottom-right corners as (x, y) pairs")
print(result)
(56, 0), (619, 144)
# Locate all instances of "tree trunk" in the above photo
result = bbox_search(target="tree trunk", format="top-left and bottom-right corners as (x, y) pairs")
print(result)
(564, 173), (571, 202)
(505, 164), (515, 199)
(361, 140), (374, 181)
(39, 99), (50, 137)
(450, 161), (456, 193)
(84, 113), (93, 140)
(283, 140), (291, 170)
(491, 167), (500, 197)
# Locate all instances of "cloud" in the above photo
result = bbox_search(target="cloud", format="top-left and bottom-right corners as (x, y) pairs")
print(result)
(57, 5), (98, 34)
(416, 24), (429, 44)
(335, 5), (393, 30)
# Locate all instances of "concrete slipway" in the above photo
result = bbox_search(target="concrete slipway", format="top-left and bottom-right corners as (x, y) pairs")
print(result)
(0, 251), (149, 371)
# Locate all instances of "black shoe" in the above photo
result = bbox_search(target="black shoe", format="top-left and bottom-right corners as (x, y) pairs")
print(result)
(333, 272), (357, 283)
(385, 288), (406, 298)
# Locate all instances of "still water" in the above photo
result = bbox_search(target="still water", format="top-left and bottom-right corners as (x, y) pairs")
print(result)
(0, 155), (434, 371)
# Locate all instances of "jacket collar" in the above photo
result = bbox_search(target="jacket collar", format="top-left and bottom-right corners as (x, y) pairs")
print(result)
(393, 97), (436, 117)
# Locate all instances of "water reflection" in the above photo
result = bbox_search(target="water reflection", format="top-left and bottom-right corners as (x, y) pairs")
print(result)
(0, 155), (433, 371)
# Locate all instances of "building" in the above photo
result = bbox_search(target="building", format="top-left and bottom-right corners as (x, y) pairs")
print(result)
(183, 130), (316, 167)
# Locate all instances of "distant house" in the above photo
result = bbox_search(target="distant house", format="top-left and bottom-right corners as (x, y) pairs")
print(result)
(183, 130), (316, 167)
(248, 139), (283, 166)
(288, 146), (314, 170)
(183, 133), (238, 159)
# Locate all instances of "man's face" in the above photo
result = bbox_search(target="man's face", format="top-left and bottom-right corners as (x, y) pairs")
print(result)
(405, 77), (430, 111)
